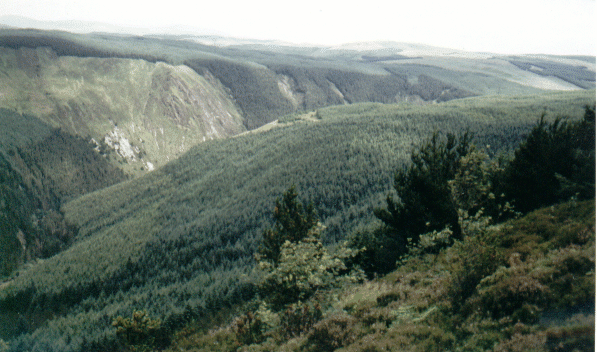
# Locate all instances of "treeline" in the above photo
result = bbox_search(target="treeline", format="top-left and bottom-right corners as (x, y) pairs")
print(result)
(0, 31), (167, 63)
(0, 94), (594, 351)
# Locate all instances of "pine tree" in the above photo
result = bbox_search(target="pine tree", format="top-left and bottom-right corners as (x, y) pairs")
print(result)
(498, 105), (595, 213)
(257, 185), (318, 266)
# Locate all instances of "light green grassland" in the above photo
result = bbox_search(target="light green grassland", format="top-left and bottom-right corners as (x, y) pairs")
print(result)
(0, 46), (245, 176)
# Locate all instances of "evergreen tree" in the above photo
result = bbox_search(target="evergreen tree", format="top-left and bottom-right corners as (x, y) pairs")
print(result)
(365, 131), (472, 274)
(498, 105), (595, 213)
(257, 185), (318, 266)
(376, 131), (471, 238)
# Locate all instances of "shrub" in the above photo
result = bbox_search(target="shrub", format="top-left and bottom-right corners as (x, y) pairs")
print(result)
(476, 258), (549, 322)
(492, 332), (548, 352)
(112, 310), (168, 351)
(232, 303), (279, 346)
(279, 301), (323, 339)
(448, 224), (504, 314)
(0, 339), (8, 352)
(533, 244), (595, 309)
(257, 186), (364, 309)
(306, 313), (359, 351)
(258, 235), (362, 309)
(384, 322), (456, 352)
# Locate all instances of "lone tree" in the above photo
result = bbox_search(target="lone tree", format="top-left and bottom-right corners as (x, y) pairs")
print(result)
(257, 185), (318, 266)
(256, 186), (363, 309)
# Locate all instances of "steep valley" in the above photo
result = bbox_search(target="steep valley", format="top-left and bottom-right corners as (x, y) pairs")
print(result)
(1, 90), (594, 351)
(0, 46), (246, 175)
(0, 27), (595, 352)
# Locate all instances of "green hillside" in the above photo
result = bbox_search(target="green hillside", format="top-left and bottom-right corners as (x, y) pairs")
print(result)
(168, 200), (595, 352)
(0, 109), (127, 277)
(0, 91), (593, 351)
(0, 45), (246, 175)
(3, 28), (594, 135)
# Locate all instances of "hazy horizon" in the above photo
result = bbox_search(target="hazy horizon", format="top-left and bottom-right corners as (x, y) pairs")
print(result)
(1, 0), (595, 56)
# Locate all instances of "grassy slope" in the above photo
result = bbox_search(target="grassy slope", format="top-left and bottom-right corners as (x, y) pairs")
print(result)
(0, 91), (593, 351)
(0, 45), (246, 176)
(174, 200), (594, 352)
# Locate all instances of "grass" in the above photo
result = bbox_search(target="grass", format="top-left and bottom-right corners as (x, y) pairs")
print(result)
(0, 46), (246, 177)
(176, 200), (594, 352)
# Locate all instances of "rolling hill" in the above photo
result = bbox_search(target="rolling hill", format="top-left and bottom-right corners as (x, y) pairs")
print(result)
(0, 91), (594, 351)
(0, 24), (595, 351)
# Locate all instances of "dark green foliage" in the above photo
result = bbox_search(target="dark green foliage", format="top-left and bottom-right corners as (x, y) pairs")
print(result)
(0, 151), (34, 276)
(0, 30), (166, 62)
(370, 131), (472, 274)
(280, 301), (323, 339)
(498, 104), (595, 213)
(269, 65), (475, 111)
(407, 74), (475, 102)
(233, 311), (267, 345)
(112, 310), (168, 351)
(257, 185), (318, 266)
(17, 128), (128, 204)
(509, 58), (596, 89)
(185, 59), (295, 129)
(0, 110), (126, 277)
(232, 303), (279, 346)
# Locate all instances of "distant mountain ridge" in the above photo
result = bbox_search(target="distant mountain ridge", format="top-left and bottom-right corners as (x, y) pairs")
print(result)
(0, 15), (220, 36)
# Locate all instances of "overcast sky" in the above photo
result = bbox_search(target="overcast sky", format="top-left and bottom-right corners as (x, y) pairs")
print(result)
(1, 0), (595, 55)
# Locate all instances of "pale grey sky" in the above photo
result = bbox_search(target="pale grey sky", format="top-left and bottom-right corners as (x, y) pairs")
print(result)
(1, 0), (595, 55)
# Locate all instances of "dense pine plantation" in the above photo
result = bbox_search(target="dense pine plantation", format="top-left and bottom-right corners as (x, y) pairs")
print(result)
(0, 91), (594, 351)
(0, 109), (126, 277)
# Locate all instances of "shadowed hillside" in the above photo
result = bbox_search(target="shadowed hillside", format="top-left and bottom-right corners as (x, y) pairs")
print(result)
(0, 109), (126, 277)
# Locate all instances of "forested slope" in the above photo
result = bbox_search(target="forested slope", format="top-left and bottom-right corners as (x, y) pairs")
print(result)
(0, 91), (593, 351)
(0, 109), (126, 277)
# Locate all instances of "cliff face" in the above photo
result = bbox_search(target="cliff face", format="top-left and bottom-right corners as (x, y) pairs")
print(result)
(0, 46), (246, 175)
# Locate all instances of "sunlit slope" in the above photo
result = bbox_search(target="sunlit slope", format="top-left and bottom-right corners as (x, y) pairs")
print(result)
(0, 91), (593, 350)
(0, 46), (245, 175)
